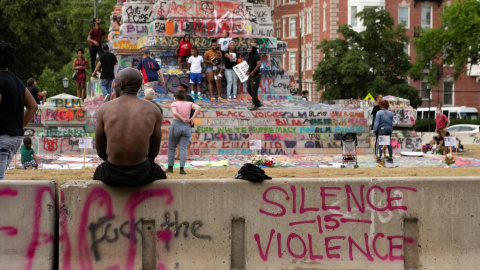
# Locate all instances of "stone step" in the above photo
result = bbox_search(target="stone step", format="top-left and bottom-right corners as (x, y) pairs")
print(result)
(158, 148), (373, 156)
(157, 140), (370, 150)
(183, 132), (371, 142)
(192, 126), (370, 134)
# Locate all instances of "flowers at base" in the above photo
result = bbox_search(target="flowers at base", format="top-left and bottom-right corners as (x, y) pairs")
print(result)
(442, 154), (455, 166)
(437, 146), (445, 155)
(251, 155), (276, 167)
(422, 145), (432, 153)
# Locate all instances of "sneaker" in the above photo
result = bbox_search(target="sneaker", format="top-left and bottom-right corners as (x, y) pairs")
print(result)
(233, 95), (236, 99)
(376, 159), (381, 164)
(218, 96), (223, 101)
(257, 102), (263, 108)
(387, 159), (393, 163)
(198, 95), (203, 100)
(228, 95), (232, 99)
(180, 169), (187, 175)
(248, 105), (258, 111)
(165, 168), (173, 173)
(103, 94), (110, 102)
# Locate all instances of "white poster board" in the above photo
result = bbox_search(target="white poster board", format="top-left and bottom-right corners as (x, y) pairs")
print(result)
(444, 137), (456, 147)
(79, 138), (93, 149)
(79, 138), (85, 149)
(84, 138), (93, 149)
(378, 136), (390, 146)
(249, 140), (262, 150)
(234, 61), (250, 83)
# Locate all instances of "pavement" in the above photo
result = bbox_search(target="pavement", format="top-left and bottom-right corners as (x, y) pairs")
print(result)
(7, 152), (480, 170)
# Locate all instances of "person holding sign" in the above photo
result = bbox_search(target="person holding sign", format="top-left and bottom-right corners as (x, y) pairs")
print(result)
(224, 41), (241, 100)
(94, 68), (166, 187)
(246, 43), (262, 111)
(373, 100), (394, 163)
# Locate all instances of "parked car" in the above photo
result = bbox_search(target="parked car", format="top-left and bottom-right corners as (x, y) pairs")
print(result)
(447, 124), (480, 133)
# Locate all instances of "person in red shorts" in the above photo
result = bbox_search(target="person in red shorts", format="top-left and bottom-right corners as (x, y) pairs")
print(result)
(72, 48), (89, 100)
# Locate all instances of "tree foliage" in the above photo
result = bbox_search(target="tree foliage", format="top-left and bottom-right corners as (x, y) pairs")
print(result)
(0, 0), (115, 94)
(411, 0), (480, 86)
(313, 7), (421, 108)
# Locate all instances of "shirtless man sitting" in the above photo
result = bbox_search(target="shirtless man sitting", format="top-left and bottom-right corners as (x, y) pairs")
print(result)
(94, 68), (166, 187)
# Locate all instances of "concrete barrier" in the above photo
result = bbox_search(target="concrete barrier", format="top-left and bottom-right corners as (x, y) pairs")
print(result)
(60, 178), (480, 269)
(0, 180), (57, 269)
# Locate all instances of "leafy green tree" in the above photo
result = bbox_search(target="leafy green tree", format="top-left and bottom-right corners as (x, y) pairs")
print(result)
(313, 7), (421, 108)
(0, 0), (69, 81)
(411, 0), (480, 86)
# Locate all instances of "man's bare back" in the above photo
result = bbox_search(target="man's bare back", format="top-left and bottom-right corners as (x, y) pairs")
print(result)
(94, 68), (165, 187)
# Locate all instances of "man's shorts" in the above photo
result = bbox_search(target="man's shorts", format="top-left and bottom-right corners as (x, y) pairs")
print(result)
(94, 159), (166, 187)
(190, 73), (202, 84)
(178, 54), (191, 61)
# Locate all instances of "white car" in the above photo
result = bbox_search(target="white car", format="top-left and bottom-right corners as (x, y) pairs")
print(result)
(447, 124), (480, 133)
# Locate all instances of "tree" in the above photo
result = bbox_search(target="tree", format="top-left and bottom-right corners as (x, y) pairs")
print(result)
(411, 0), (480, 86)
(313, 7), (421, 108)
(0, 0), (68, 81)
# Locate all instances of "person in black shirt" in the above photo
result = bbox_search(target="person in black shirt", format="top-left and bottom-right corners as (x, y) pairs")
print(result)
(371, 93), (383, 158)
(0, 41), (38, 179)
(26, 78), (47, 104)
(246, 43), (262, 111)
(92, 44), (118, 102)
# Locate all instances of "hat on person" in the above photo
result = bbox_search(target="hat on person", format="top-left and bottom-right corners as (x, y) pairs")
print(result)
(178, 83), (189, 90)
(144, 88), (155, 100)
(142, 49), (150, 55)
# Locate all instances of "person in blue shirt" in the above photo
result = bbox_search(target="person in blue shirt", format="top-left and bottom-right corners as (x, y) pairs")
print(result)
(137, 50), (165, 95)
(373, 100), (394, 163)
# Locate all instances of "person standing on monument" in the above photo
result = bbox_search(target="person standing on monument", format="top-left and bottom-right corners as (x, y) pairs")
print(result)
(204, 39), (222, 101)
(0, 41), (38, 179)
(224, 41), (240, 100)
(245, 43), (262, 111)
(92, 44), (118, 102)
(175, 34), (192, 74)
(87, 18), (106, 73)
(137, 49), (165, 94)
(94, 68), (166, 187)
(72, 49), (89, 100)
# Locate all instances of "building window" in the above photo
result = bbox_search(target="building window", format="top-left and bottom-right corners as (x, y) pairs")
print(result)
(444, 81), (453, 105)
(288, 0), (295, 2)
(323, 8), (327, 31)
(421, 82), (430, 99)
(300, 15), (304, 34)
(283, 18), (286, 38)
(307, 47), (312, 69)
(283, 54), (286, 70)
(289, 52), (296, 71)
(276, 20), (281, 37)
(306, 12), (312, 33)
(351, 6), (358, 26)
(404, 43), (410, 56)
(289, 18), (296, 37)
(398, 7), (409, 27)
(421, 7), (431, 29)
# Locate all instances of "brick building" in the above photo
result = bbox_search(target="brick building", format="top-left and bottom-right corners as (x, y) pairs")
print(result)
(268, 0), (480, 108)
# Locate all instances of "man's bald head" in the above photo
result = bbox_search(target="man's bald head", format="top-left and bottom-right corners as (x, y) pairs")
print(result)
(114, 68), (143, 96)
